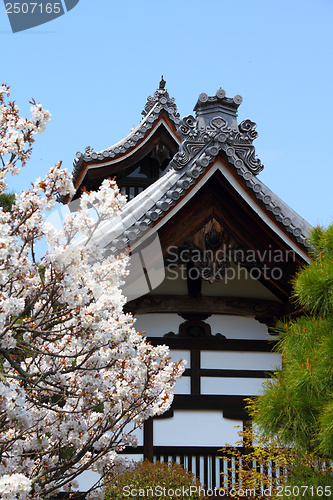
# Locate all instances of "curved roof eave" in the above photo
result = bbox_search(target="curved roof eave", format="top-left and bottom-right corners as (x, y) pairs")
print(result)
(71, 86), (180, 191)
(71, 118), (180, 197)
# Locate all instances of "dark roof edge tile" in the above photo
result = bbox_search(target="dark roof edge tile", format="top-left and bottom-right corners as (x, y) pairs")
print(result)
(71, 87), (180, 186)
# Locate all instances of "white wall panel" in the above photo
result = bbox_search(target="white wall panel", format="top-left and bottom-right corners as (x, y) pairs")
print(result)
(152, 265), (189, 295)
(135, 314), (274, 340)
(207, 315), (271, 340)
(201, 377), (268, 396)
(201, 351), (281, 370)
(169, 349), (191, 366)
(134, 313), (183, 338)
(76, 471), (101, 492)
(122, 454), (144, 463)
(153, 410), (242, 447)
(121, 423), (143, 446)
(173, 376), (191, 395)
(200, 268), (280, 300)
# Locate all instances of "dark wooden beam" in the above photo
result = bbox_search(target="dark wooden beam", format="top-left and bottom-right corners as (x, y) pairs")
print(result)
(199, 369), (273, 378)
(184, 368), (273, 378)
(223, 409), (249, 420)
(124, 294), (286, 319)
(147, 337), (277, 352)
(172, 394), (250, 411)
(123, 444), (248, 455)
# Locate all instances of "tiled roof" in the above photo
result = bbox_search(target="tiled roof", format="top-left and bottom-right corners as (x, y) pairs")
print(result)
(94, 89), (311, 255)
(71, 80), (180, 187)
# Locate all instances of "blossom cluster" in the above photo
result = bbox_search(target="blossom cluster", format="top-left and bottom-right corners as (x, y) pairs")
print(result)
(0, 84), (51, 190)
(0, 86), (184, 498)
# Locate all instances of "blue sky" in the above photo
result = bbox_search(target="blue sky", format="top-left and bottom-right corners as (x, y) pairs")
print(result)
(1, 0), (333, 227)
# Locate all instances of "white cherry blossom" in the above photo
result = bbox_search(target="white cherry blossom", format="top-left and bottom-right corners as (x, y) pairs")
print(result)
(0, 86), (184, 498)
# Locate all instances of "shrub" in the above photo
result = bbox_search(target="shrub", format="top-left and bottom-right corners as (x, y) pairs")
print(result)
(280, 456), (333, 500)
(219, 401), (333, 500)
(219, 421), (290, 499)
(104, 459), (206, 499)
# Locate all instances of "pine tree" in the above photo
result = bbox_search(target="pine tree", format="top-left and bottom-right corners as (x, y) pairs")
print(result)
(254, 225), (333, 492)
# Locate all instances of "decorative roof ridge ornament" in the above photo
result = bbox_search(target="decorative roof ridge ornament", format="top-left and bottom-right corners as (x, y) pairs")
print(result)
(193, 89), (243, 113)
(159, 75), (166, 89)
(71, 79), (180, 185)
(141, 77), (179, 119)
(169, 88), (263, 175)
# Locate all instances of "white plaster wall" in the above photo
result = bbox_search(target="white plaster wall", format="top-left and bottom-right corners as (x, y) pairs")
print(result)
(153, 410), (242, 447)
(173, 376), (191, 395)
(151, 265), (189, 295)
(135, 313), (273, 340)
(150, 263), (282, 302)
(168, 349), (191, 366)
(201, 377), (268, 396)
(134, 313), (183, 337)
(201, 350), (282, 370)
(76, 471), (101, 492)
(200, 263), (280, 300)
(121, 423), (143, 446)
(122, 454), (144, 463)
(206, 315), (272, 340)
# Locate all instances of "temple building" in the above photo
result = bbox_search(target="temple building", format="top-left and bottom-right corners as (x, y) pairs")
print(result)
(70, 79), (311, 490)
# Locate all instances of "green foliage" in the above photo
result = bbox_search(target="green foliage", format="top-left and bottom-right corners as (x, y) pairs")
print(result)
(220, 402), (333, 500)
(254, 316), (333, 454)
(219, 406), (290, 499)
(318, 399), (333, 458)
(253, 224), (333, 487)
(0, 191), (15, 211)
(293, 224), (333, 316)
(104, 460), (206, 499)
(278, 456), (333, 500)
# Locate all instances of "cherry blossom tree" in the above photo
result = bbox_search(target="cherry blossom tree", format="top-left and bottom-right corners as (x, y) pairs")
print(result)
(0, 85), (184, 499)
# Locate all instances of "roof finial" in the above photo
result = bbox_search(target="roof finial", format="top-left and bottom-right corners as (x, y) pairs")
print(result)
(159, 75), (166, 89)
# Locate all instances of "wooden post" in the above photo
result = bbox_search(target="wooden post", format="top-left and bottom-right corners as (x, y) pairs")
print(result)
(191, 349), (200, 395)
(143, 418), (153, 462)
